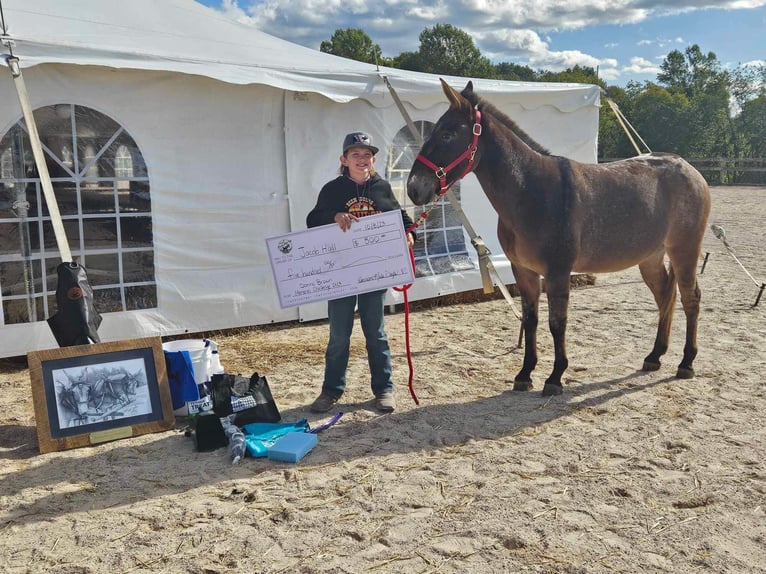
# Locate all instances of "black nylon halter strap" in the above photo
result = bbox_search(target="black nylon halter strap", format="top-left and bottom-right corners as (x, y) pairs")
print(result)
(415, 108), (482, 196)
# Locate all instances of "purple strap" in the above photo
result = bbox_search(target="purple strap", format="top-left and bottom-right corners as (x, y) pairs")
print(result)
(309, 412), (343, 433)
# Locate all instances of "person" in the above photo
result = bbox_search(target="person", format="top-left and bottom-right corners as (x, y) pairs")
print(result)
(306, 132), (415, 414)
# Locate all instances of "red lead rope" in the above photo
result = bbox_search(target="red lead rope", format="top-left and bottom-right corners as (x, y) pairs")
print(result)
(392, 245), (419, 405)
(394, 108), (483, 405)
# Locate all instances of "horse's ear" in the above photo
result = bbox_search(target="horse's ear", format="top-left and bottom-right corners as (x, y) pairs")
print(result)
(462, 81), (474, 96)
(440, 78), (471, 112)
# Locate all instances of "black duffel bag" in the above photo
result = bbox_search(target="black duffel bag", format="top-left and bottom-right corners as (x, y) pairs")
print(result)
(210, 372), (281, 426)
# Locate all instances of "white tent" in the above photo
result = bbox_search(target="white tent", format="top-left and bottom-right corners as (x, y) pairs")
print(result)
(0, 0), (601, 358)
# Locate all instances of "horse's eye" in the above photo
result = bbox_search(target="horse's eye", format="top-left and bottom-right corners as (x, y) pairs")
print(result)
(440, 131), (452, 142)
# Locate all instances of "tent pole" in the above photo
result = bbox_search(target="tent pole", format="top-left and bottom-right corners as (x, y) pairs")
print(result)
(381, 75), (521, 322)
(4, 55), (72, 263)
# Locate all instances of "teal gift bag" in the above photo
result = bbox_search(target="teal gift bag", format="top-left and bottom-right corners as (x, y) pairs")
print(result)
(242, 419), (310, 458)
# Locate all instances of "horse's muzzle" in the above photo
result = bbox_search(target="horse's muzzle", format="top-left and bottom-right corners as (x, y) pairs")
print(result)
(406, 173), (437, 206)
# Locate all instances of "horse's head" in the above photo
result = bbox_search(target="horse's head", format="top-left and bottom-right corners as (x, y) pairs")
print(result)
(66, 383), (91, 415)
(407, 79), (481, 205)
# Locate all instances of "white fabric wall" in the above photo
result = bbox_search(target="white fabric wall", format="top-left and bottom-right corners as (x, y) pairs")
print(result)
(0, 63), (599, 358)
(0, 65), (297, 357)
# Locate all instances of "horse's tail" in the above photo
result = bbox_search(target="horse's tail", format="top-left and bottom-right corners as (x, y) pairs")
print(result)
(661, 262), (678, 318)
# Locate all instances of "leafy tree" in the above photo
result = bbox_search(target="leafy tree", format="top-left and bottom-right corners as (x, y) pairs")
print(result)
(320, 28), (385, 65)
(658, 45), (726, 98)
(631, 83), (691, 155)
(735, 94), (766, 157)
(598, 85), (634, 159)
(538, 65), (606, 89)
(415, 24), (494, 78)
(732, 63), (766, 159)
(657, 49), (690, 94)
(730, 62), (766, 111)
(655, 45), (732, 158)
(494, 62), (537, 82)
(391, 51), (424, 72)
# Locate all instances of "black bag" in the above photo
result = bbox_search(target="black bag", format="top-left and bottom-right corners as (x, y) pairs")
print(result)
(210, 372), (281, 426)
(193, 413), (228, 452)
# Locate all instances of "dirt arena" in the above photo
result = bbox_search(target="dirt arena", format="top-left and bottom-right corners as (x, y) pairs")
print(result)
(1, 185), (764, 573)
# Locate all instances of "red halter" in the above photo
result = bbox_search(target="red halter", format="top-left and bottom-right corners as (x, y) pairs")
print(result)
(415, 108), (482, 196)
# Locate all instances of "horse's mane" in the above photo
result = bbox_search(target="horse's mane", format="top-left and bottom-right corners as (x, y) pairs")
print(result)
(461, 89), (551, 156)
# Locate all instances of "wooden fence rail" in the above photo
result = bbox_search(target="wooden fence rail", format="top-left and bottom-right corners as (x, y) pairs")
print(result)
(599, 157), (766, 185)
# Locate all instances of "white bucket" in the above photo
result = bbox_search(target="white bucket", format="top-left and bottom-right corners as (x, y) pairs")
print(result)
(162, 339), (212, 387)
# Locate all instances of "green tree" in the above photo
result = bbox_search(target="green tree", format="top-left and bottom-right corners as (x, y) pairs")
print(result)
(494, 62), (537, 82)
(631, 83), (691, 155)
(732, 63), (766, 159)
(415, 24), (494, 78)
(657, 49), (690, 94)
(598, 85), (634, 159)
(320, 28), (385, 65)
(538, 65), (605, 89)
(391, 51), (424, 72)
(738, 95), (766, 157)
(656, 45), (732, 158)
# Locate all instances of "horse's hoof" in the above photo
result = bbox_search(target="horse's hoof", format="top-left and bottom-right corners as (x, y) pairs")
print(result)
(542, 383), (563, 397)
(513, 380), (533, 392)
(676, 366), (695, 379)
(641, 360), (661, 372)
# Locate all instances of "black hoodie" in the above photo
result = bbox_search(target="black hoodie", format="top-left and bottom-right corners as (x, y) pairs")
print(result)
(306, 174), (415, 237)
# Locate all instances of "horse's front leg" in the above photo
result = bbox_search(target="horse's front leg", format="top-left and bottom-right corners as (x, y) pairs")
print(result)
(542, 273), (571, 396)
(511, 265), (540, 391)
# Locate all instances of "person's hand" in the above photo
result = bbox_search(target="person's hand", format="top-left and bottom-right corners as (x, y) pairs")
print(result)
(334, 212), (357, 231)
(407, 232), (415, 248)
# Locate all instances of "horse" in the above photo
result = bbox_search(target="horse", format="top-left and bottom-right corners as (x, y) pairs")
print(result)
(88, 369), (141, 409)
(56, 380), (92, 425)
(407, 79), (711, 397)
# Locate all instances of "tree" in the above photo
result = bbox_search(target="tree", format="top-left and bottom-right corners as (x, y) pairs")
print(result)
(538, 65), (605, 89)
(494, 62), (537, 82)
(320, 28), (385, 65)
(656, 45), (732, 158)
(631, 83), (691, 155)
(415, 24), (494, 78)
(657, 49), (690, 94)
(731, 63), (766, 159)
(736, 95), (766, 157)
(658, 45), (725, 98)
(598, 85), (634, 159)
(391, 51), (424, 72)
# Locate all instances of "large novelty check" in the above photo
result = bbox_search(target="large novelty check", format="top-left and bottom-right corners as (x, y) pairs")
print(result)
(266, 211), (415, 308)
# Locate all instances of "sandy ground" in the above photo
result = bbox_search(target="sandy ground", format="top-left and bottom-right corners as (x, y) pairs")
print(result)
(1, 185), (764, 574)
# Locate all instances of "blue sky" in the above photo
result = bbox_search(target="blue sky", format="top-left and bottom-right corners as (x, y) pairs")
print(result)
(194, 1), (765, 86)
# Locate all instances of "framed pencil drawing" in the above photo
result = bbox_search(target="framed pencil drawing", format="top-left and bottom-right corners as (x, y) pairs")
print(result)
(27, 337), (175, 454)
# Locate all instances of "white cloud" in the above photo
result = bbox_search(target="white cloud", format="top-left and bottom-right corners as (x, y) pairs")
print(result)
(637, 37), (686, 48)
(207, 0), (766, 83)
(622, 56), (662, 76)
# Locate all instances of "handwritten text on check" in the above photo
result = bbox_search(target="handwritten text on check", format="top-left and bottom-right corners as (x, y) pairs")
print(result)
(266, 211), (415, 308)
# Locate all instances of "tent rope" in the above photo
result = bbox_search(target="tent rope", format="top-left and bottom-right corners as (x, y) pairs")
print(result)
(601, 89), (652, 156)
(4, 55), (73, 262)
(710, 224), (765, 307)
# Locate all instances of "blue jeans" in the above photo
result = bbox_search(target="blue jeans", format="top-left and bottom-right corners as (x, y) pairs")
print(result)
(322, 289), (393, 398)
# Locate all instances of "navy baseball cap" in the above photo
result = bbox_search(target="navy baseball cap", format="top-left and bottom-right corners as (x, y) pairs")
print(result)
(342, 132), (379, 155)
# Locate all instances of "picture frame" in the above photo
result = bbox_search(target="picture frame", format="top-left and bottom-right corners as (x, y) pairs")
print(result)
(27, 336), (175, 454)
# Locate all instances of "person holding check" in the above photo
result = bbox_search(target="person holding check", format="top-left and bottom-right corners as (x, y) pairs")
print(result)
(306, 132), (415, 414)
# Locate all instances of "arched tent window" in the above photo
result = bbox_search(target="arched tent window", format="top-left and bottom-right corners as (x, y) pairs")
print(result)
(385, 122), (474, 277)
(0, 148), (12, 180)
(115, 144), (133, 190)
(0, 104), (156, 326)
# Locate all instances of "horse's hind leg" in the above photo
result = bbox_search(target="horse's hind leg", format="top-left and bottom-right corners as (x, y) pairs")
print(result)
(511, 264), (540, 391)
(668, 247), (703, 379)
(638, 250), (677, 371)
(541, 271), (571, 396)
